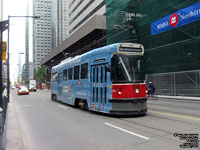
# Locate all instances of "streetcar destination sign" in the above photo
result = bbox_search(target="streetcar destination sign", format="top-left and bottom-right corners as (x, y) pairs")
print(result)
(151, 2), (200, 35)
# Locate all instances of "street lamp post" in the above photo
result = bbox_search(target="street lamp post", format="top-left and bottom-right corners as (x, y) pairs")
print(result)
(7, 15), (40, 102)
(0, 20), (9, 108)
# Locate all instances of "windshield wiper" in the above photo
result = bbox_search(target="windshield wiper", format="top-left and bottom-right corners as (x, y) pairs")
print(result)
(119, 57), (131, 81)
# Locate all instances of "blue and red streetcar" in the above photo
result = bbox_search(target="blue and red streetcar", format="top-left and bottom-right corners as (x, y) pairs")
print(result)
(51, 43), (147, 115)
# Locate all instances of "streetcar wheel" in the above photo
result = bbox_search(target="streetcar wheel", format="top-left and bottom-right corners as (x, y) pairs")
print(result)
(52, 94), (57, 101)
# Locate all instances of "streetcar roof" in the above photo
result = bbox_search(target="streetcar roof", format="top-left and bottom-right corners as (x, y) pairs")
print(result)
(52, 43), (144, 72)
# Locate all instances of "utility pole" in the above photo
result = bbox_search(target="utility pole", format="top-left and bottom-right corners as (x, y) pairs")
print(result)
(0, 20), (9, 107)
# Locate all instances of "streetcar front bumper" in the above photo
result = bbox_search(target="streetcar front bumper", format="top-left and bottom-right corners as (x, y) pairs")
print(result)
(109, 98), (147, 115)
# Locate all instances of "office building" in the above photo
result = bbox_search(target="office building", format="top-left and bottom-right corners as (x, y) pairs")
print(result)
(41, 0), (200, 96)
(52, 0), (69, 49)
(33, 0), (52, 71)
(24, 0), (30, 81)
(41, 0), (106, 67)
(69, 0), (105, 34)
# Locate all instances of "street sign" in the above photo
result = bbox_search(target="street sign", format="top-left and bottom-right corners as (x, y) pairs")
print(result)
(1, 42), (7, 61)
(2, 52), (6, 61)
(2, 42), (6, 52)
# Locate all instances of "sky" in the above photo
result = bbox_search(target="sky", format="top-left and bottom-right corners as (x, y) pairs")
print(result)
(3, 0), (33, 83)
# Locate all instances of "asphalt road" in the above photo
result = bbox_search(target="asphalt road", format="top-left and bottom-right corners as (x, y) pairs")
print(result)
(9, 89), (200, 150)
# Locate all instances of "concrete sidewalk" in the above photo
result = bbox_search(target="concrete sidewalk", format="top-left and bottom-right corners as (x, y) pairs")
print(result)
(3, 94), (27, 150)
(157, 95), (200, 101)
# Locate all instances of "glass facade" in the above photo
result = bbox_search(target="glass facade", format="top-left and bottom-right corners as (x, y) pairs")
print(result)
(106, 0), (200, 96)
(106, 0), (200, 74)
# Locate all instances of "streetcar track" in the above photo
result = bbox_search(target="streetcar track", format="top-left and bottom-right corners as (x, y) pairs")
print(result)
(108, 110), (200, 138)
(148, 107), (200, 118)
(147, 113), (200, 126)
(149, 98), (200, 103)
(148, 102), (200, 112)
(110, 117), (173, 135)
(106, 117), (199, 146)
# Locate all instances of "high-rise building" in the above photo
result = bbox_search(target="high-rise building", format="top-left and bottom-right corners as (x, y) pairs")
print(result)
(24, 0), (30, 81)
(69, 0), (105, 34)
(52, 0), (69, 49)
(41, 0), (106, 67)
(33, 0), (52, 71)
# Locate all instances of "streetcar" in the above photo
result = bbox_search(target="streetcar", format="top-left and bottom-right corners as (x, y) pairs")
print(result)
(51, 43), (147, 115)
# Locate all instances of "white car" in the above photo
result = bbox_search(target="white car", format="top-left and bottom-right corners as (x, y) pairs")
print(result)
(29, 85), (37, 92)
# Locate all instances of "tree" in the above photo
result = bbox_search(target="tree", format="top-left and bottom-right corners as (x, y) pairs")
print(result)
(36, 65), (47, 83)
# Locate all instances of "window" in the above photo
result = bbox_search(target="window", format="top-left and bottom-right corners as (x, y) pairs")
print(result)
(52, 72), (58, 81)
(63, 69), (67, 81)
(74, 65), (80, 80)
(101, 67), (103, 83)
(96, 67), (99, 83)
(93, 68), (95, 82)
(111, 55), (145, 83)
(81, 63), (88, 79)
(68, 68), (73, 80)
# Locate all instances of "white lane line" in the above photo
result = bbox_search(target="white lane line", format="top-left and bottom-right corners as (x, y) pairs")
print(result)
(57, 105), (68, 110)
(22, 105), (32, 107)
(41, 98), (47, 101)
(105, 123), (150, 140)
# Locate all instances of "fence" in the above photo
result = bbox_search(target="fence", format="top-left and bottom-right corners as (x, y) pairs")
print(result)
(147, 70), (200, 97)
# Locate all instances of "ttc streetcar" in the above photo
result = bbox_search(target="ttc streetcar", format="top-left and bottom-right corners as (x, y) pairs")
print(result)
(51, 43), (147, 115)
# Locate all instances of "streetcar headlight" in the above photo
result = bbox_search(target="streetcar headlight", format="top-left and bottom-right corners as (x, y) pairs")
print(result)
(118, 91), (122, 95)
(118, 88), (122, 95)
(135, 88), (139, 93)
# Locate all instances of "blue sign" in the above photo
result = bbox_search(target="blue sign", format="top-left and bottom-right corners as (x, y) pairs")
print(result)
(151, 2), (200, 35)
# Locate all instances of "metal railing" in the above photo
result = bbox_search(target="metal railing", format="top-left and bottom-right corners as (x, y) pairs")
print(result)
(147, 70), (200, 97)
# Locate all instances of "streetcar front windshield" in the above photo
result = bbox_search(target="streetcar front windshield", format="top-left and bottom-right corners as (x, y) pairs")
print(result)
(111, 55), (145, 83)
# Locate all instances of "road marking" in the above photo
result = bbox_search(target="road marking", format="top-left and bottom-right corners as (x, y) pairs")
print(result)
(22, 105), (32, 107)
(41, 98), (47, 101)
(105, 123), (150, 140)
(57, 105), (68, 110)
(149, 110), (200, 121)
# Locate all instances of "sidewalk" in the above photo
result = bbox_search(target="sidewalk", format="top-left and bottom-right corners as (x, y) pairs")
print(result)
(157, 95), (200, 101)
(4, 94), (27, 150)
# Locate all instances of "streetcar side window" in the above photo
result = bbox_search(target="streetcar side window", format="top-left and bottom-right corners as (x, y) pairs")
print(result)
(52, 72), (58, 82)
(63, 69), (67, 81)
(74, 65), (80, 80)
(68, 68), (73, 80)
(101, 67), (103, 83)
(81, 63), (88, 79)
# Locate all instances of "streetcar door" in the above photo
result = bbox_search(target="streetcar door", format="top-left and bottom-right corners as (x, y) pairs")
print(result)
(91, 64), (108, 111)
(99, 65), (108, 111)
(57, 73), (63, 101)
(91, 66), (99, 110)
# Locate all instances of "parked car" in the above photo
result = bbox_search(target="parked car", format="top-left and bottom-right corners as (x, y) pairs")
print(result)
(18, 86), (29, 95)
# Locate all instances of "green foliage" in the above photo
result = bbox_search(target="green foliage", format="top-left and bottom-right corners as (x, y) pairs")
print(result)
(36, 65), (47, 82)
